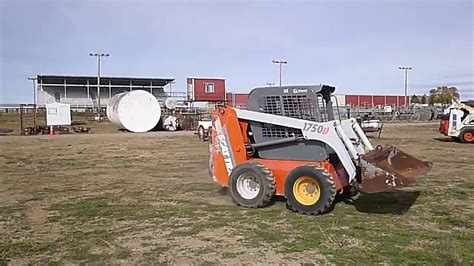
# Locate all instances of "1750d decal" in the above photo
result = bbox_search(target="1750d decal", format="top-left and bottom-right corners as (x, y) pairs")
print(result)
(303, 123), (329, 134)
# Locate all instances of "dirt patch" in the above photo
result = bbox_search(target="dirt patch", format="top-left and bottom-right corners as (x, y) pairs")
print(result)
(25, 201), (61, 241)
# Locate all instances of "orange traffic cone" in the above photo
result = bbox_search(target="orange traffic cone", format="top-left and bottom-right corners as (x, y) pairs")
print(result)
(48, 126), (55, 136)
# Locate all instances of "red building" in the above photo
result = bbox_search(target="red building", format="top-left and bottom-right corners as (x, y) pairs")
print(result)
(186, 77), (225, 102)
(218, 91), (410, 108)
(345, 95), (408, 107)
(226, 93), (249, 108)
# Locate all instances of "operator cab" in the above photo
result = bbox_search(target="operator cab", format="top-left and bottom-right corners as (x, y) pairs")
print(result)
(246, 85), (336, 122)
(245, 85), (337, 161)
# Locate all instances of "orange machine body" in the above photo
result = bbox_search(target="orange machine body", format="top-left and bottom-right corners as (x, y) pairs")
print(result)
(439, 117), (449, 135)
(210, 107), (348, 196)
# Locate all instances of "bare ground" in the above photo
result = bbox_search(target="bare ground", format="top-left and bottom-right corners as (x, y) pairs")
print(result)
(0, 123), (473, 264)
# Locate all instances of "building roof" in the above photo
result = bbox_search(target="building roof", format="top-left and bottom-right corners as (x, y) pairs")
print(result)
(37, 75), (175, 87)
(187, 77), (226, 81)
(0, 104), (35, 108)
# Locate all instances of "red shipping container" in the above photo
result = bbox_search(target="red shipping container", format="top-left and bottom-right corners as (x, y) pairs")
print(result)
(398, 96), (409, 106)
(345, 95), (359, 106)
(227, 93), (249, 108)
(359, 95), (373, 106)
(187, 78), (225, 102)
(385, 96), (398, 106)
(373, 95), (386, 106)
(345, 94), (407, 107)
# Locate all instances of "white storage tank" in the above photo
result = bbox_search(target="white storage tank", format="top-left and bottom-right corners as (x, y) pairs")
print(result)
(107, 90), (161, 133)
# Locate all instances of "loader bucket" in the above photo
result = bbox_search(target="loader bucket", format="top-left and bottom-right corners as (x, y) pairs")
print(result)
(357, 146), (432, 193)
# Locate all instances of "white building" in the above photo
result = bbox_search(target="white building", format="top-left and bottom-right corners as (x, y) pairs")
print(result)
(36, 75), (175, 109)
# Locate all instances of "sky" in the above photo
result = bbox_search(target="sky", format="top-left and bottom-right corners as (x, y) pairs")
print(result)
(0, 0), (473, 103)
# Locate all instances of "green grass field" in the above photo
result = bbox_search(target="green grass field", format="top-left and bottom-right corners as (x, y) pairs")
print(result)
(0, 123), (473, 264)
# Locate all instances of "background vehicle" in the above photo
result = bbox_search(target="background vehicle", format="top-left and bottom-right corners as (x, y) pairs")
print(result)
(197, 121), (212, 141)
(439, 102), (474, 143)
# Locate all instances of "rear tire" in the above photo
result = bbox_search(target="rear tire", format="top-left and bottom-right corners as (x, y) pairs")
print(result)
(285, 165), (336, 215)
(229, 162), (275, 208)
(459, 128), (474, 143)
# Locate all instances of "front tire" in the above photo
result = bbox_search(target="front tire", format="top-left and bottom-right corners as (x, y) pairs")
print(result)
(459, 128), (474, 143)
(285, 165), (336, 215)
(203, 126), (212, 141)
(229, 162), (275, 208)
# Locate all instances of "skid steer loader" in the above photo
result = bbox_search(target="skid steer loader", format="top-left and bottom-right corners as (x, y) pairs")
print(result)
(208, 85), (432, 215)
(439, 102), (474, 143)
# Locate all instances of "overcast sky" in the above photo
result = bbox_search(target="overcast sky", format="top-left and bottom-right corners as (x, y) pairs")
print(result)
(0, 0), (473, 103)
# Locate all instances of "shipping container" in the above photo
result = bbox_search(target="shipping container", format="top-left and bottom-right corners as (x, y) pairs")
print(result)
(345, 94), (409, 107)
(187, 78), (226, 102)
(226, 93), (249, 108)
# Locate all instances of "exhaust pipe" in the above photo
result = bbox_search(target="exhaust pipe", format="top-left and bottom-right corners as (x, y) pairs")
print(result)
(357, 146), (433, 193)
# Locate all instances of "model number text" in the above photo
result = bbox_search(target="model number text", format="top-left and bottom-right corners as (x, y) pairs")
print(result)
(303, 123), (330, 134)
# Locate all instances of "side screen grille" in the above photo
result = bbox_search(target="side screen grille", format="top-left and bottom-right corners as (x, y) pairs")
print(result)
(259, 94), (326, 121)
(317, 96), (326, 121)
(261, 125), (303, 139)
(259, 96), (283, 115)
(282, 95), (315, 120)
(256, 93), (325, 139)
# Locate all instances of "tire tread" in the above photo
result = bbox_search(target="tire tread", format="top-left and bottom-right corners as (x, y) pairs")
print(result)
(229, 161), (276, 208)
(286, 165), (336, 215)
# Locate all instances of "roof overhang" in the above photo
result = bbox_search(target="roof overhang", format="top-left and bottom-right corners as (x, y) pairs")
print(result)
(37, 75), (175, 87)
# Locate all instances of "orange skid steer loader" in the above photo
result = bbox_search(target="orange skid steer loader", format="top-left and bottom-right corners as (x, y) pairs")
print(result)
(208, 85), (432, 215)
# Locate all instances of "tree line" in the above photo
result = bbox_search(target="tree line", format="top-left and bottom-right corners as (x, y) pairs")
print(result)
(411, 86), (460, 105)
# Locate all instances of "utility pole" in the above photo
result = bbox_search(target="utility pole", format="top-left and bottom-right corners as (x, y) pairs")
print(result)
(272, 60), (287, 87)
(90, 53), (110, 121)
(398, 66), (412, 106)
(169, 81), (176, 97)
(266, 82), (275, 87)
(27, 77), (37, 134)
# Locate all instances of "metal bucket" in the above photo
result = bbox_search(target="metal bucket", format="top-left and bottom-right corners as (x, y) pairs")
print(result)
(357, 146), (433, 193)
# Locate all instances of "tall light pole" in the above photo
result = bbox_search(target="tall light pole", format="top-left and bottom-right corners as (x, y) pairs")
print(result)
(27, 77), (37, 134)
(272, 60), (287, 87)
(169, 81), (176, 97)
(398, 66), (412, 106)
(266, 82), (275, 87)
(90, 53), (110, 120)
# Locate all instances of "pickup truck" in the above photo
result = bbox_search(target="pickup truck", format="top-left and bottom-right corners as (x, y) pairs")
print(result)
(197, 121), (212, 141)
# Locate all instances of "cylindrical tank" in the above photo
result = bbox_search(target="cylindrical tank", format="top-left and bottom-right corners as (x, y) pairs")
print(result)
(107, 90), (161, 133)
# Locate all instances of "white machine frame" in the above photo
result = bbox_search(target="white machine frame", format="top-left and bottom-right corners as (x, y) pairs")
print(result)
(235, 109), (375, 182)
(445, 103), (474, 138)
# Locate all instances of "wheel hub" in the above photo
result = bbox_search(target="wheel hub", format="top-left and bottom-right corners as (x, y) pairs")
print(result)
(247, 180), (258, 190)
(293, 176), (321, 206)
(305, 184), (316, 194)
(236, 174), (261, 199)
(464, 132), (474, 142)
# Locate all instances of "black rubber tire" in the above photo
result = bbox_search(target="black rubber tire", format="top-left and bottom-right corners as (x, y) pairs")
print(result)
(229, 162), (276, 208)
(203, 126), (212, 141)
(459, 128), (474, 143)
(285, 165), (336, 215)
(198, 126), (204, 140)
